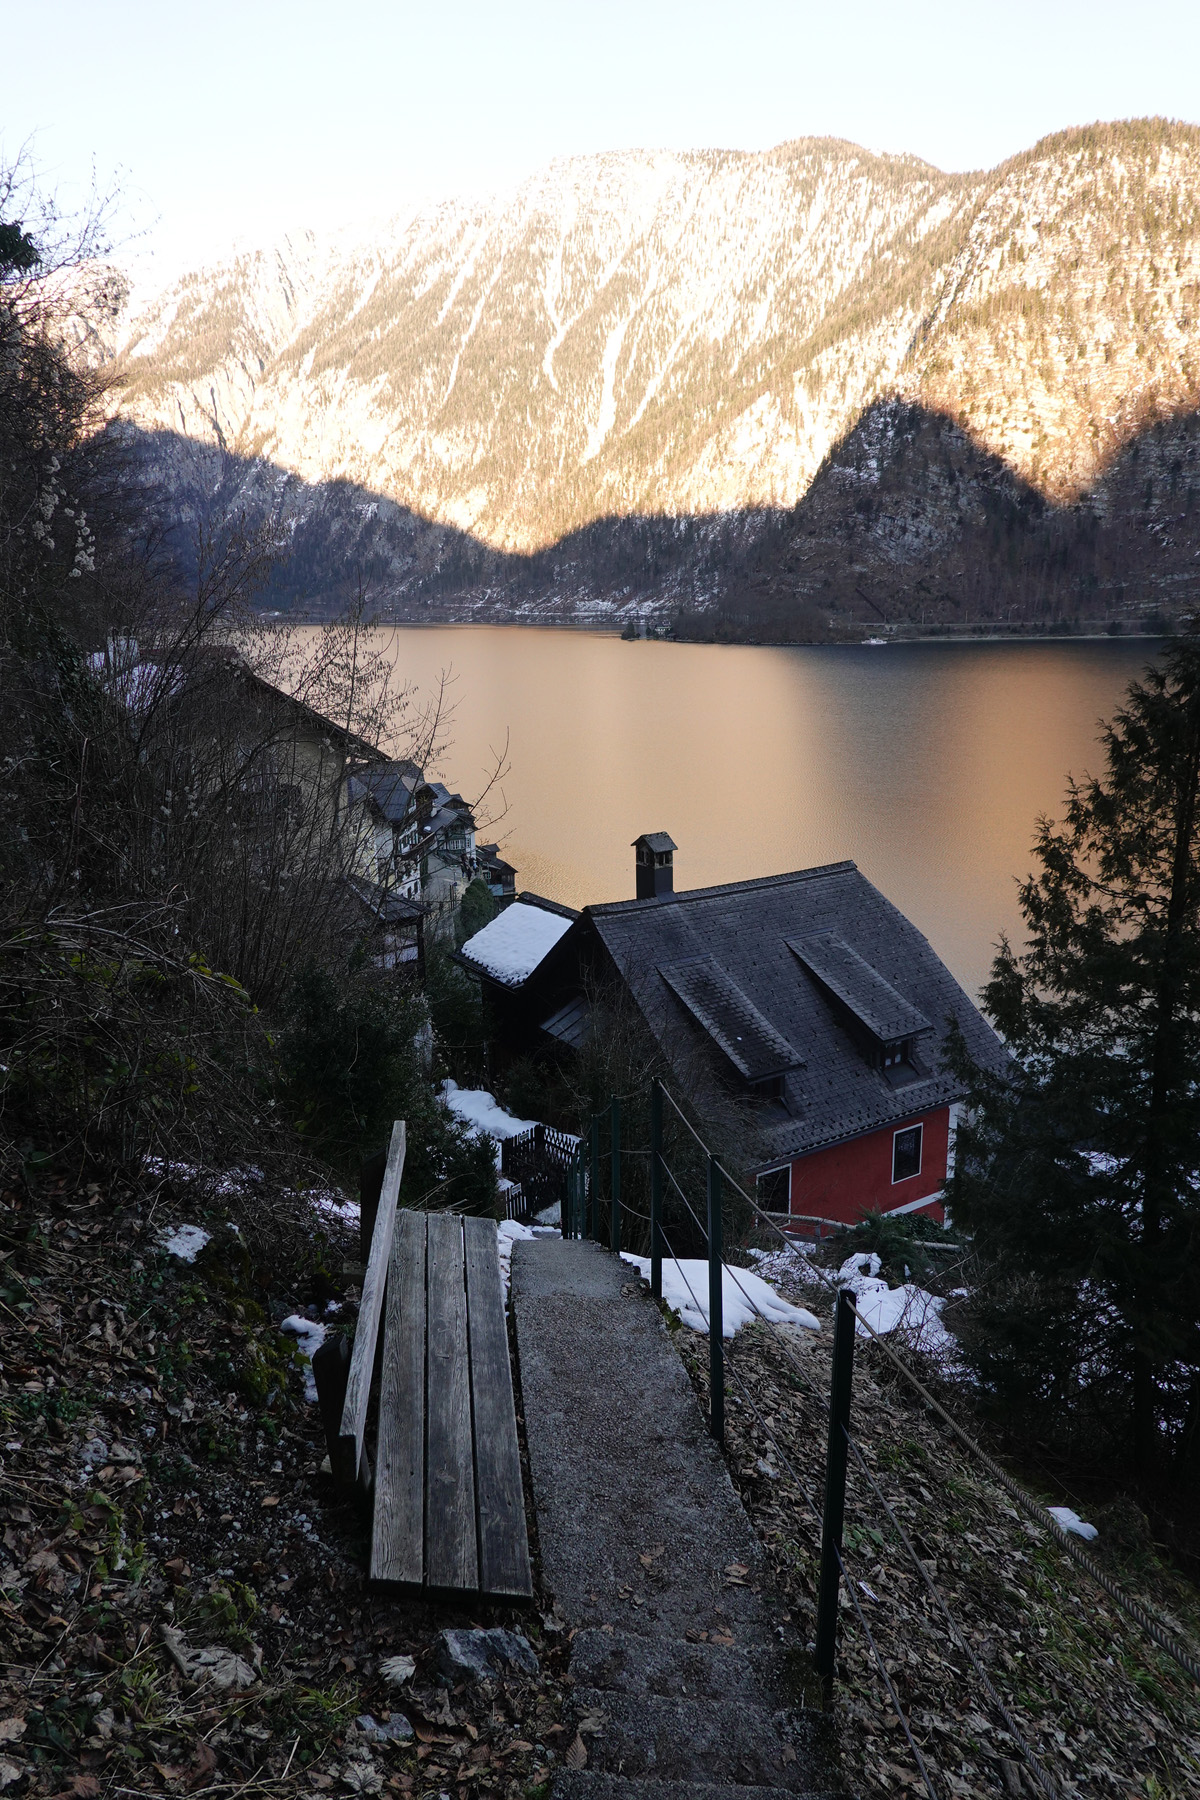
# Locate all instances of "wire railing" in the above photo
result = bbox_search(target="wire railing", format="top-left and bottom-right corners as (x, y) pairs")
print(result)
(556, 1075), (1200, 1800)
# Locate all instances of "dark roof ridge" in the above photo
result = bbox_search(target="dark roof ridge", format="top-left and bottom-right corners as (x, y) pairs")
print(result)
(585, 860), (859, 916)
(515, 890), (582, 920)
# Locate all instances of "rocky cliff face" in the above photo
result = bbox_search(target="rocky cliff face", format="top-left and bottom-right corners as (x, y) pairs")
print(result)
(106, 120), (1200, 631)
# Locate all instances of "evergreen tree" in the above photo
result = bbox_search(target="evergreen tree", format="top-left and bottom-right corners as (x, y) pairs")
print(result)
(952, 638), (1200, 1482)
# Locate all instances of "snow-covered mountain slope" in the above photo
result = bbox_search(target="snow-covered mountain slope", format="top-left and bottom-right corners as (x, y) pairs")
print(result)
(105, 121), (1200, 628)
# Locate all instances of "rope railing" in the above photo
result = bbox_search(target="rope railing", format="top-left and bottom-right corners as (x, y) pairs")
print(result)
(561, 1065), (1200, 1800)
(654, 1216), (941, 1800)
(559, 1072), (1200, 1777)
(705, 1134), (1200, 1690)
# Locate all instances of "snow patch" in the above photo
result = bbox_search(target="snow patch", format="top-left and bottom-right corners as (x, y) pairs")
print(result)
(834, 1252), (957, 1361)
(1047, 1505), (1099, 1542)
(280, 1315), (327, 1403)
(460, 902), (572, 986)
(160, 1224), (210, 1263)
(497, 1218), (536, 1301)
(621, 1253), (821, 1339)
(441, 1079), (541, 1149)
(309, 1189), (359, 1228)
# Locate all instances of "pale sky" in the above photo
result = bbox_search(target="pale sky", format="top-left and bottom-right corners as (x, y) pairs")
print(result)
(4, 0), (1200, 281)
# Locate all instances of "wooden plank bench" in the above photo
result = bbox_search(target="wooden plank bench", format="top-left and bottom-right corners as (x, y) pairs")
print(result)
(336, 1120), (532, 1603)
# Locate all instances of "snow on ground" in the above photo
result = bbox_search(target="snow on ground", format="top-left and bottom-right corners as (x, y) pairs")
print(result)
(834, 1251), (958, 1361)
(280, 1315), (327, 1402)
(308, 1189), (359, 1228)
(159, 1224), (210, 1262)
(621, 1252), (821, 1339)
(1048, 1505), (1099, 1541)
(441, 1079), (541, 1151)
(459, 902), (572, 986)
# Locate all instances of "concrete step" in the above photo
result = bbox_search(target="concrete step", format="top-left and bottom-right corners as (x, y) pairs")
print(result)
(512, 1240), (780, 1642)
(553, 1776), (843, 1800)
(571, 1685), (836, 1790)
(570, 1626), (793, 1704)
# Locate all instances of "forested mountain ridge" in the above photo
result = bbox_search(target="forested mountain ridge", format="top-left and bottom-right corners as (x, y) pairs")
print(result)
(104, 120), (1200, 631)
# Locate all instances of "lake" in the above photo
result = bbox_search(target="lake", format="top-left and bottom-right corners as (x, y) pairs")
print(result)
(367, 628), (1161, 1000)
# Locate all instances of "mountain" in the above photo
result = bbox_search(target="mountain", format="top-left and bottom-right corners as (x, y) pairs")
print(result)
(104, 120), (1200, 633)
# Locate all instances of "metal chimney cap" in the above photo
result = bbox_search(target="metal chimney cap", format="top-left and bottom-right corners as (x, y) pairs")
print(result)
(632, 832), (677, 854)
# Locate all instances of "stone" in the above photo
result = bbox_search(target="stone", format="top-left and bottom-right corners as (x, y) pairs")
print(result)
(353, 1715), (413, 1744)
(432, 1628), (539, 1685)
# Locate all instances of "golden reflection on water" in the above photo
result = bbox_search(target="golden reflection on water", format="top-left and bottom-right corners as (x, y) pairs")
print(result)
(326, 626), (1157, 1000)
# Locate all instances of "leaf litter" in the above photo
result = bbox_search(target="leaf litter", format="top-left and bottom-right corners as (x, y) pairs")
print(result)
(0, 1173), (576, 1799)
(671, 1254), (1200, 1800)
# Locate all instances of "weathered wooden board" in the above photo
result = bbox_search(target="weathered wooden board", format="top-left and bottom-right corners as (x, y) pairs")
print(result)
(463, 1217), (533, 1599)
(370, 1209), (427, 1585)
(338, 1120), (405, 1485)
(423, 1214), (478, 1591)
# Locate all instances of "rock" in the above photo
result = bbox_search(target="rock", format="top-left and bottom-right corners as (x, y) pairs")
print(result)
(432, 1628), (539, 1685)
(353, 1714), (413, 1743)
(378, 1653), (416, 1687)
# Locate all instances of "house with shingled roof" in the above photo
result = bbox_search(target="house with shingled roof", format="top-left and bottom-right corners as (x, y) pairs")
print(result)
(459, 839), (1007, 1228)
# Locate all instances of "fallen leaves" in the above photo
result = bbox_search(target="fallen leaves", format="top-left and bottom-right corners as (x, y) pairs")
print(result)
(563, 1733), (587, 1769)
(160, 1624), (260, 1691)
(378, 1654), (416, 1687)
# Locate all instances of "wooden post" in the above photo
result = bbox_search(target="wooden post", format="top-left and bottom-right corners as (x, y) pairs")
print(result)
(338, 1120), (406, 1489)
(610, 1096), (621, 1256)
(650, 1080), (663, 1301)
(707, 1155), (723, 1446)
(815, 1287), (857, 1693)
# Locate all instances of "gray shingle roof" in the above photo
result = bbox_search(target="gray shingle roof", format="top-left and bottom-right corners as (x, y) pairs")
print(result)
(633, 832), (677, 854)
(349, 762), (421, 822)
(585, 861), (1007, 1166)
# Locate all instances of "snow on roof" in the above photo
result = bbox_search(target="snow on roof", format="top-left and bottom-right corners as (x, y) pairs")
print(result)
(460, 901), (572, 987)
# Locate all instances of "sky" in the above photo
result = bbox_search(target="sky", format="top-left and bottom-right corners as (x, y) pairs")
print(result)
(4, 0), (1200, 283)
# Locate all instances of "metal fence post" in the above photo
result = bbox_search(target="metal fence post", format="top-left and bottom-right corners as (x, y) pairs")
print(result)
(707, 1155), (724, 1446)
(815, 1287), (857, 1693)
(590, 1117), (601, 1241)
(610, 1096), (622, 1255)
(650, 1080), (664, 1301)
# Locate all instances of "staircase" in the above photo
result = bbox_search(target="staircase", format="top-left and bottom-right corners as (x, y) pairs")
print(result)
(510, 1238), (842, 1800)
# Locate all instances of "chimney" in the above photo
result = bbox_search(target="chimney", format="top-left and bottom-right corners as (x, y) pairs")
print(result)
(633, 832), (677, 901)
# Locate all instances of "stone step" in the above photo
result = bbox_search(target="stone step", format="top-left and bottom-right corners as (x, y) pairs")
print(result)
(571, 1685), (836, 1791)
(553, 1775), (843, 1800)
(570, 1626), (793, 1704)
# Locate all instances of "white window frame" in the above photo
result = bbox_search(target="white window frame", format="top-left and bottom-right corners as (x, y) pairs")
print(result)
(892, 1122), (923, 1184)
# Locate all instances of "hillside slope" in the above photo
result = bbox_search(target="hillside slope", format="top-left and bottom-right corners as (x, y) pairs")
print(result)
(106, 121), (1200, 630)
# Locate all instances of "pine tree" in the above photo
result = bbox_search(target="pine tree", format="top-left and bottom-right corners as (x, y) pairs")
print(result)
(952, 638), (1200, 1482)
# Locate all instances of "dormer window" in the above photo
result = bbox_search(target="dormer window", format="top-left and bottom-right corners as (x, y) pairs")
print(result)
(881, 1039), (912, 1070)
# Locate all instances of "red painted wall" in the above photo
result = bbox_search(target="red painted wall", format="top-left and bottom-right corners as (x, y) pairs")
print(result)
(788, 1106), (950, 1226)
